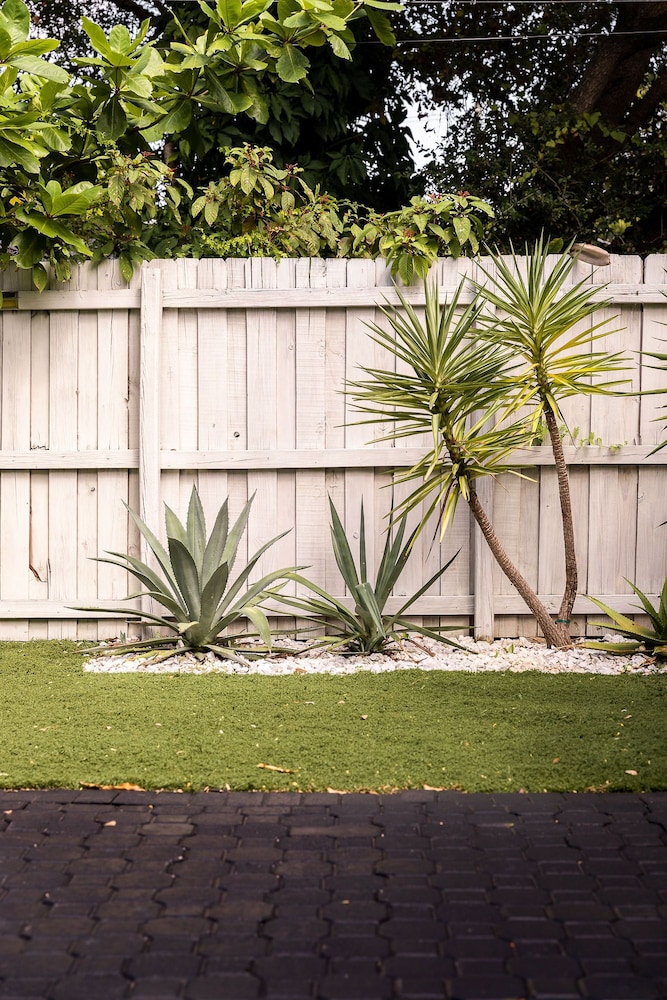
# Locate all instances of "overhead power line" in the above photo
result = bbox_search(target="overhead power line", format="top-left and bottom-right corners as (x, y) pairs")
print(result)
(403, 1), (666, 5)
(359, 28), (667, 44)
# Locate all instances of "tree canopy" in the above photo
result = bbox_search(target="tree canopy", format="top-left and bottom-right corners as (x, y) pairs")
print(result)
(26, 1), (666, 254)
(24, 0), (415, 208)
(398, 0), (667, 253)
(1, 0), (493, 287)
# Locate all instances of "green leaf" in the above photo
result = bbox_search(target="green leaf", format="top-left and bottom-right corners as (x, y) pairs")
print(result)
(452, 215), (471, 245)
(361, 0), (403, 8)
(201, 69), (254, 115)
(118, 253), (134, 283)
(168, 537), (202, 619)
(35, 125), (70, 153)
(364, 6), (395, 46)
(218, 0), (243, 27)
(81, 17), (113, 59)
(31, 262), (47, 291)
(328, 498), (360, 590)
(97, 550), (180, 608)
(141, 100), (192, 142)
(10, 54), (69, 82)
(125, 504), (178, 592)
(16, 210), (92, 255)
(0, 135), (41, 172)
(198, 561), (231, 633)
(13, 229), (46, 268)
(222, 496), (254, 572)
(48, 181), (101, 217)
(186, 486), (207, 572)
(241, 0), (274, 19)
(164, 503), (189, 548)
(1, 0), (30, 44)
(276, 44), (309, 83)
(97, 97), (128, 140)
(0, 25), (13, 58)
(202, 499), (230, 586)
(244, 604), (273, 646)
(328, 33), (352, 60)
(582, 640), (642, 654)
(109, 24), (133, 54)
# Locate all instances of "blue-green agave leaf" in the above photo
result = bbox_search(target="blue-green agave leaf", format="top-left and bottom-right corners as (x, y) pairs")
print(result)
(167, 537), (202, 619)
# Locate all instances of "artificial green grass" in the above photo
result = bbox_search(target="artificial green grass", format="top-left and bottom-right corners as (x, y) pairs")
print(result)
(1, 640), (666, 793)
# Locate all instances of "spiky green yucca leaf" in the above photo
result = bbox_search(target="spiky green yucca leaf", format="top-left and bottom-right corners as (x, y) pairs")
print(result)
(474, 237), (630, 427)
(347, 278), (536, 540)
(583, 578), (667, 657)
(280, 497), (466, 654)
(643, 339), (667, 455)
(75, 487), (298, 661)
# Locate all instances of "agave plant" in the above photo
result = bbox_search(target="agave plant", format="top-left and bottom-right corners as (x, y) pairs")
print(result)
(79, 487), (297, 661)
(584, 579), (667, 657)
(280, 497), (466, 654)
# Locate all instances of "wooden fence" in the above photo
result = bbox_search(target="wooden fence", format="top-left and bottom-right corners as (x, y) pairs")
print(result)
(0, 254), (665, 641)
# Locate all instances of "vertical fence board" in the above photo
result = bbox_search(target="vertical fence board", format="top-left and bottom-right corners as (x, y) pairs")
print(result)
(344, 260), (383, 580)
(246, 258), (279, 583)
(196, 258), (229, 528)
(0, 267), (33, 637)
(75, 263), (99, 640)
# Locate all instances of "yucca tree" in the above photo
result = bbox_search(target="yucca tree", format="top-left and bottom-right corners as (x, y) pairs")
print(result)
(349, 244), (629, 648)
(348, 278), (569, 645)
(474, 238), (629, 631)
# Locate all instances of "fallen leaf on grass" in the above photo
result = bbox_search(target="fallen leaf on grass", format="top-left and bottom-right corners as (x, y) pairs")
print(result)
(257, 763), (295, 774)
(625, 769), (638, 776)
(79, 782), (146, 791)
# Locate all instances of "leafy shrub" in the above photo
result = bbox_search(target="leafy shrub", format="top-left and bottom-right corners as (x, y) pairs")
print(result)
(341, 193), (495, 284)
(0, 3), (494, 288)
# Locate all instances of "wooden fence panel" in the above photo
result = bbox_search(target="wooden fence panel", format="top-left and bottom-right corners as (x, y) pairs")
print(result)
(0, 255), (664, 640)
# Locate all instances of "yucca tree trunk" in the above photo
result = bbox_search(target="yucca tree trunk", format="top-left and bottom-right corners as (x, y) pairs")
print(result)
(543, 401), (578, 626)
(467, 483), (572, 649)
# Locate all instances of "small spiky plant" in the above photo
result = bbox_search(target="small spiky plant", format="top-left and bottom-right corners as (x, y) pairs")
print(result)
(77, 487), (297, 662)
(584, 579), (667, 658)
(281, 497), (466, 654)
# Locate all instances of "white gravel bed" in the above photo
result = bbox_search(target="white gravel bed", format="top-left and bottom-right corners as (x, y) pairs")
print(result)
(83, 634), (664, 676)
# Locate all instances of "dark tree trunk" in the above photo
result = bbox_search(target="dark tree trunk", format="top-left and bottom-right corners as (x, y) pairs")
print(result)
(571, 2), (667, 127)
(467, 484), (572, 649)
(543, 402), (578, 626)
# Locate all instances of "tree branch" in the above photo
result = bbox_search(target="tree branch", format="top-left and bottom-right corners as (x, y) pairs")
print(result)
(571, 2), (667, 125)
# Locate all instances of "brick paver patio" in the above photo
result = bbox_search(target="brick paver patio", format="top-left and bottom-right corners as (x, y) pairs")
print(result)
(0, 789), (666, 999)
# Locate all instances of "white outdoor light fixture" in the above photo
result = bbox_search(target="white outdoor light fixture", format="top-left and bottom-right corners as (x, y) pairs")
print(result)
(570, 243), (611, 266)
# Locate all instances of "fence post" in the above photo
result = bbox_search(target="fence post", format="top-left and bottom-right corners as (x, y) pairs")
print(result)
(473, 477), (495, 639)
(139, 266), (162, 622)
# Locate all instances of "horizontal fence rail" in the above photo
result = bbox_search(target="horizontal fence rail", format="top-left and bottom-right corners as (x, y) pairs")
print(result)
(0, 254), (665, 641)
